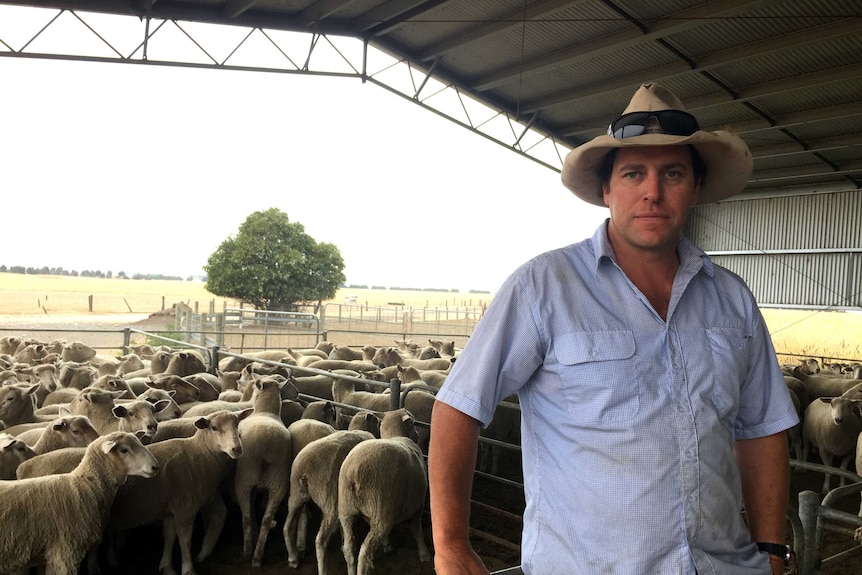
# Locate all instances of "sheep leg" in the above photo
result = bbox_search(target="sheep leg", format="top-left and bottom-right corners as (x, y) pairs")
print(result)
(340, 516), (359, 575)
(315, 513), (340, 575)
(356, 523), (388, 575)
(818, 448), (833, 493)
(283, 496), (308, 568)
(159, 518), (179, 575)
(252, 486), (286, 567)
(196, 495), (227, 562)
(297, 505), (309, 554)
(236, 483), (256, 558)
(409, 513), (432, 562)
(173, 513), (200, 575)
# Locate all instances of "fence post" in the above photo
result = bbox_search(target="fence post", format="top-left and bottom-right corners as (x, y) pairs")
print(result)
(122, 328), (131, 355)
(88, 295), (93, 312)
(798, 490), (820, 575)
(388, 378), (401, 411)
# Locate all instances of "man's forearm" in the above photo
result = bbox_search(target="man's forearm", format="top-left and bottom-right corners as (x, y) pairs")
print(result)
(428, 401), (491, 574)
(735, 431), (790, 573)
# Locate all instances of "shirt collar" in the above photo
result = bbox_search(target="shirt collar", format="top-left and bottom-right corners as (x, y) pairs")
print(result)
(590, 218), (714, 277)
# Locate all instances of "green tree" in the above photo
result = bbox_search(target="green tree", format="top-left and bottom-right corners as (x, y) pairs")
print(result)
(204, 208), (345, 310)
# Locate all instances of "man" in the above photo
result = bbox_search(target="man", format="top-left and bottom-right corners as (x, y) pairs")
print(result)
(428, 83), (799, 575)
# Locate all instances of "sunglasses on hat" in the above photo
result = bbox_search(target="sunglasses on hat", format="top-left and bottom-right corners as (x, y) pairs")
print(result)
(607, 110), (700, 139)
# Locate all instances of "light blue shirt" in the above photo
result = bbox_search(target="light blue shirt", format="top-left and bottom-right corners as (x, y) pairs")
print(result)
(435, 220), (799, 575)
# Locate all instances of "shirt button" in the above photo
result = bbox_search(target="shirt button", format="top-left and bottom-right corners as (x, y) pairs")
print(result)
(590, 348), (597, 356)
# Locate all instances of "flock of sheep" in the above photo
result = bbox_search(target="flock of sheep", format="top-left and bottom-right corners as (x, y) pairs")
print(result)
(4, 329), (861, 574)
(0, 334), (459, 575)
(783, 359), (862, 493)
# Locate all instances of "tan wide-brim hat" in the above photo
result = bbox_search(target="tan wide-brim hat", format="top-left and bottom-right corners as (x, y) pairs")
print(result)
(561, 82), (753, 207)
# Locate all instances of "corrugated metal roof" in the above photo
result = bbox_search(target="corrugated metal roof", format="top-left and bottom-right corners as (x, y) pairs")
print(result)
(0, 0), (859, 196)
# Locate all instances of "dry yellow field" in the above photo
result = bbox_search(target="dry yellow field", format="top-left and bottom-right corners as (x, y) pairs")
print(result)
(0, 274), (491, 316)
(0, 273), (859, 361)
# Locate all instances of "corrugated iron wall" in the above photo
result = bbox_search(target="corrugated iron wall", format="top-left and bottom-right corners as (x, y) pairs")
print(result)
(684, 189), (862, 309)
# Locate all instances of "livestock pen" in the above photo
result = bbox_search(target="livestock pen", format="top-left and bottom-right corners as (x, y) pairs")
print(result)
(1, 317), (861, 575)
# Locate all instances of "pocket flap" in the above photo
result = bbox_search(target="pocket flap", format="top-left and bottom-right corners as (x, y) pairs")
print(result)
(555, 330), (636, 365)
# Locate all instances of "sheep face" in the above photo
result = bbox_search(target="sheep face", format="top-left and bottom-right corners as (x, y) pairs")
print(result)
(60, 340), (97, 363)
(51, 415), (100, 447)
(0, 432), (36, 479)
(823, 397), (862, 425)
(194, 409), (250, 459)
(112, 400), (161, 437)
(99, 431), (160, 479)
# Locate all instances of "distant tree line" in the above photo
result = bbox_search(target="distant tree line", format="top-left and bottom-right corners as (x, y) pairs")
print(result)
(0, 265), (192, 282)
(345, 283), (490, 294)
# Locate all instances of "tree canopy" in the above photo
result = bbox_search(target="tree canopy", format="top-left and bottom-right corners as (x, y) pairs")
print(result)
(204, 208), (345, 310)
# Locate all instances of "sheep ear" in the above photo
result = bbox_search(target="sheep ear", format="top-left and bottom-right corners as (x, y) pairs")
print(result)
(101, 439), (118, 454)
(112, 405), (129, 417)
(237, 407), (255, 421)
(52, 420), (68, 431)
(153, 399), (172, 412)
(401, 412), (412, 423)
(194, 417), (210, 430)
(58, 406), (71, 417)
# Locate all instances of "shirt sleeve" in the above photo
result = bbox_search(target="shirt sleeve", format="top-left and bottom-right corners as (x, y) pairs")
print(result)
(733, 300), (800, 440)
(434, 269), (545, 427)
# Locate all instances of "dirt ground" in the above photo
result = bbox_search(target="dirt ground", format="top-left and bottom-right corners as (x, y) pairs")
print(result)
(2, 312), (860, 574)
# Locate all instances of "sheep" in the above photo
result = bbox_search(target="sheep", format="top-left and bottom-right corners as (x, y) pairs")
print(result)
(67, 386), (166, 437)
(164, 350), (208, 377)
(16, 408), (100, 454)
(0, 335), (24, 355)
(106, 409), (249, 574)
(19, 362), (60, 406)
(338, 408), (431, 575)
(145, 373), (202, 405)
(22, 411), (250, 574)
(0, 382), (45, 427)
(347, 409), (382, 437)
(283, 429), (376, 572)
(58, 361), (98, 390)
(791, 365), (862, 400)
(328, 345), (365, 361)
(0, 431), (36, 479)
(332, 378), (392, 420)
(181, 373), (222, 401)
(14, 342), (48, 365)
(0, 431), (159, 575)
(371, 346), (452, 371)
(232, 374), (294, 567)
(801, 395), (862, 493)
(60, 340), (97, 362)
(302, 400), (340, 428)
(288, 418), (336, 456)
(136, 387), (183, 421)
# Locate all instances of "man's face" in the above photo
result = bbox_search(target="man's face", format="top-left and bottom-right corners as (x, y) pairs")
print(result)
(601, 145), (700, 256)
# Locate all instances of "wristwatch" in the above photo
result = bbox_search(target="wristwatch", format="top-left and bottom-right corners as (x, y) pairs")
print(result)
(756, 542), (795, 574)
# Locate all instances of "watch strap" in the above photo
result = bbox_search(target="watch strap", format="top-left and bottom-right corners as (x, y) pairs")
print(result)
(756, 541), (788, 559)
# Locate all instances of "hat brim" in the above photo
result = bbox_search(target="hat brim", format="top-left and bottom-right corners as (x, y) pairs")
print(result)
(561, 131), (753, 207)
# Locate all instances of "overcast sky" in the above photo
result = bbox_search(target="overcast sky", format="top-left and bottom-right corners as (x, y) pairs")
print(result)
(0, 13), (608, 293)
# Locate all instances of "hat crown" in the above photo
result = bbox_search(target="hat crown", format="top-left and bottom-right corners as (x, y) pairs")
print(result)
(621, 82), (686, 114)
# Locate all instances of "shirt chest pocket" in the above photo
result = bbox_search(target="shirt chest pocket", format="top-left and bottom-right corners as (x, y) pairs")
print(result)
(706, 327), (750, 418)
(554, 330), (640, 427)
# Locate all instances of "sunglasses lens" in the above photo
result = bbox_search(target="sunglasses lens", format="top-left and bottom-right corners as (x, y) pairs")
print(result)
(608, 111), (699, 139)
(608, 112), (649, 138)
(656, 111), (700, 136)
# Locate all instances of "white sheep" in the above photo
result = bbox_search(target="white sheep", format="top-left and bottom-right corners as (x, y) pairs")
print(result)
(0, 382), (45, 427)
(233, 374), (294, 567)
(0, 431), (158, 574)
(288, 418), (336, 457)
(16, 408), (100, 454)
(0, 431), (36, 479)
(283, 428), (376, 573)
(802, 395), (862, 493)
(338, 408), (431, 575)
